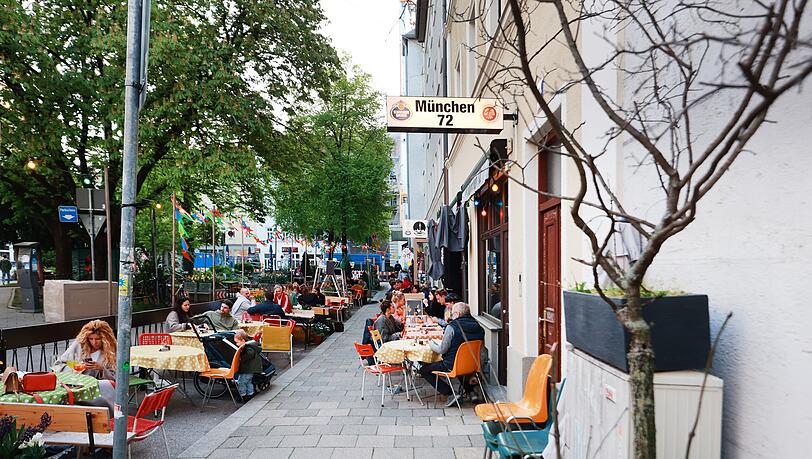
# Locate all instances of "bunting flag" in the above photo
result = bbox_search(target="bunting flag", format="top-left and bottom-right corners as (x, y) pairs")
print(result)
(241, 219), (252, 232)
(182, 249), (194, 262)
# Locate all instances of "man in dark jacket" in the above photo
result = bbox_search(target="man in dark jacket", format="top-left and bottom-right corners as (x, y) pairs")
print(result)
(234, 330), (262, 402)
(247, 291), (287, 319)
(418, 302), (484, 407)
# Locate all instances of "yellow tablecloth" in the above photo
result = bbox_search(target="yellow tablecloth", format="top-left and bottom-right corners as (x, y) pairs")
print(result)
(169, 330), (213, 349)
(375, 340), (442, 364)
(0, 372), (101, 405)
(130, 345), (209, 372)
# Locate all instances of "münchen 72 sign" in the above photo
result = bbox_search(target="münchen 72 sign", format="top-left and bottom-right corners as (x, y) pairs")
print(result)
(386, 96), (504, 134)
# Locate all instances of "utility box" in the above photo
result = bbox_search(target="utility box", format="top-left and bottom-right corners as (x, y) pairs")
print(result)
(561, 347), (723, 458)
(43, 280), (117, 322)
(13, 242), (42, 312)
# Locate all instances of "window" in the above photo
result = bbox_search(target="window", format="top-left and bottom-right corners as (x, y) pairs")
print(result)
(477, 175), (508, 319)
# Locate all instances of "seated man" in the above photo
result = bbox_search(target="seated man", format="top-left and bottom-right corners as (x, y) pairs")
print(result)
(247, 291), (287, 319)
(195, 299), (240, 331)
(373, 300), (403, 343)
(418, 302), (484, 407)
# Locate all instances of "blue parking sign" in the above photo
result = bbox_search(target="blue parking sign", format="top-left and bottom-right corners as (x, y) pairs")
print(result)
(59, 206), (79, 223)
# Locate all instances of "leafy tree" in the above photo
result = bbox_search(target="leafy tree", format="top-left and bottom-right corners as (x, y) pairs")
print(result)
(0, 0), (339, 278)
(272, 67), (394, 267)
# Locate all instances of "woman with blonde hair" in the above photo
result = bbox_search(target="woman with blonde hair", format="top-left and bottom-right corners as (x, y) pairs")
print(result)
(53, 319), (117, 412)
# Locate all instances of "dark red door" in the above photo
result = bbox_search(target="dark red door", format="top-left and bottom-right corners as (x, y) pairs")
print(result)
(539, 201), (561, 378)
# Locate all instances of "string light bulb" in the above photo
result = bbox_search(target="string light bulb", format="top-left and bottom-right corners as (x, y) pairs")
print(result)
(480, 209), (487, 217)
(154, 202), (162, 210)
(25, 159), (38, 170)
(491, 182), (499, 193)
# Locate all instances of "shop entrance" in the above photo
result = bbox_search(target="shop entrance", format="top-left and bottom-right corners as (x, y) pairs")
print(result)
(537, 137), (562, 378)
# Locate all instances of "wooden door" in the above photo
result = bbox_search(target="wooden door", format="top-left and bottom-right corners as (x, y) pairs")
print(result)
(539, 200), (561, 377)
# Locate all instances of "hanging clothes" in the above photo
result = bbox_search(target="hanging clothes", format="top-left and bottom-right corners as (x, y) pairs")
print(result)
(426, 219), (444, 279)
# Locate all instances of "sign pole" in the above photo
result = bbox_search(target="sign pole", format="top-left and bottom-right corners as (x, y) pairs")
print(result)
(112, 0), (143, 453)
(104, 167), (113, 315)
(241, 225), (245, 284)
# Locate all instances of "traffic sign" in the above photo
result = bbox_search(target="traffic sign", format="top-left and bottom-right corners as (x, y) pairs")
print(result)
(58, 206), (79, 223)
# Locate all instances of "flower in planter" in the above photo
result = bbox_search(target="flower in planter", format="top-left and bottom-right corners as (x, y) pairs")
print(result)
(0, 412), (51, 458)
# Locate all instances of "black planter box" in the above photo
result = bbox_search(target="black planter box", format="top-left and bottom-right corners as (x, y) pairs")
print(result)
(563, 291), (710, 372)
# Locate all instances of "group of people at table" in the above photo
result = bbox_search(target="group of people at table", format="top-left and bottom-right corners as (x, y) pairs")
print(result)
(373, 287), (485, 408)
(1, 284), (320, 413)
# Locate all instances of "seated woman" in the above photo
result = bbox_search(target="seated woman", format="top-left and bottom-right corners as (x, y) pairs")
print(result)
(52, 320), (117, 414)
(166, 296), (192, 332)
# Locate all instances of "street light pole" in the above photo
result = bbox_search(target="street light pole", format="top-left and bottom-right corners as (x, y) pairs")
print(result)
(112, 0), (144, 454)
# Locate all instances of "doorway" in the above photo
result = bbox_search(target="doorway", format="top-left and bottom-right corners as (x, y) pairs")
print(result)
(538, 137), (562, 378)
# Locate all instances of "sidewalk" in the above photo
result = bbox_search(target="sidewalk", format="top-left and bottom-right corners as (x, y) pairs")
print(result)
(179, 299), (484, 459)
(0, 287), (46, 328)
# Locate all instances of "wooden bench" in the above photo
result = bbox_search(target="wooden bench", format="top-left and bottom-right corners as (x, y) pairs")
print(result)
(0, 402), (133, 449)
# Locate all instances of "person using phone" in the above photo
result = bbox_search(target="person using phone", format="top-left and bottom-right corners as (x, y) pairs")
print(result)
(52, 320), (117, 413)
(166, 296), (193, 332)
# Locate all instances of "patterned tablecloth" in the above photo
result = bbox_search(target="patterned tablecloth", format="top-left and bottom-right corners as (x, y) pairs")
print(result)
(130, 345), (209, 372)
(375, 340), (442, 364)
(169, 330), (212, 349)
(239, 322), (264, 336)
(0, 372), (101, 405)
(402, 326), (444, 341)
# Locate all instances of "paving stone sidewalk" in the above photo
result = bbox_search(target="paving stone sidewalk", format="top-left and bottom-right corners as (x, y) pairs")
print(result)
(179, 298), (485, 459)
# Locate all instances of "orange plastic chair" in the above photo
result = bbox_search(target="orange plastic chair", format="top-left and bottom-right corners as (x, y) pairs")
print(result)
(111, 383), (178, 458)
(354, 342), (405, 407)
(432, 340), (486, 412)
(368, 327), (384, 349)
(474, 354), (552, 425)
(198, 345), (243, 407)
(138, 333), (172, 346)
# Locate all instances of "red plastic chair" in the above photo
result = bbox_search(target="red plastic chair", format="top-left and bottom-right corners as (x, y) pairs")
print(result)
(354, 342), (405, 407)
(240, 312), (253, 322)
(249, 313), (264, 322)
(111, 383), (178, 458)
(138, 333), (172, 346)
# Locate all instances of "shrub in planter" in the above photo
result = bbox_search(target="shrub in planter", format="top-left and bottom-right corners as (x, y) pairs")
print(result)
(563, 290), (710, 372)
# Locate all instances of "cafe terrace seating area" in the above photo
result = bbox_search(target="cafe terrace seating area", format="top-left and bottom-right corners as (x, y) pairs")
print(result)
(176, 300), (560, 459)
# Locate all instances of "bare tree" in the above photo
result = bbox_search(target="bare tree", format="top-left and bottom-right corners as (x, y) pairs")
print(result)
(447, 0), (812, 456)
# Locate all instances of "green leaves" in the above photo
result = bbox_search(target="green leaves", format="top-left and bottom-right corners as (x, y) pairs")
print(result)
(271, 65), (394, 246)
(0, 0), (339, 275)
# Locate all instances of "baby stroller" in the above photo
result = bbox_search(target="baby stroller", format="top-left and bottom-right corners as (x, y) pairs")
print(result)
(189, 315), (276, 399)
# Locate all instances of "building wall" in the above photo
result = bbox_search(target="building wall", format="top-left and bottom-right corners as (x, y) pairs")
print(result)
(621, 93), (812, 458)
(403, 34), (429, 220)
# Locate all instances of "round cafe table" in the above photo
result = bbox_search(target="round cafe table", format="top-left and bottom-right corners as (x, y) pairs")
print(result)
(0, 372), (101, 405)
(130, 345), (209, 372)
(375, 340), (442, 365)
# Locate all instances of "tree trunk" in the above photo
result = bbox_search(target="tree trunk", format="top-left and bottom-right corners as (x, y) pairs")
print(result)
(49, 220), (73, 279)
(624, 295), (657, 459)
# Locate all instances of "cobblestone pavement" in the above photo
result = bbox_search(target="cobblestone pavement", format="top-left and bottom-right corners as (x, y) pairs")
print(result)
(179, 300), (485, 459)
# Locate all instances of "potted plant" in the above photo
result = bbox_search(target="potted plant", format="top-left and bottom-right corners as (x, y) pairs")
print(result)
(563, 285), (710, 372)
(0, 412), (51, 459)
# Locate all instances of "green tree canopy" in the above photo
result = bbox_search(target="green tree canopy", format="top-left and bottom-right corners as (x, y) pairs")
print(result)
(272, 67), (394, 259)
(0, 0), (340, 277)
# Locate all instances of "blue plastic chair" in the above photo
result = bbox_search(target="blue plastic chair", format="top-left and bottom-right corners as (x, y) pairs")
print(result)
(481, 379), (566, 459)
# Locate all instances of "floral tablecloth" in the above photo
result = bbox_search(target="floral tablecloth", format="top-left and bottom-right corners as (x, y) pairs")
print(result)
(130, 345), (209, 372)
(0, 372), (101, 405)
(375, 340), (442, 364)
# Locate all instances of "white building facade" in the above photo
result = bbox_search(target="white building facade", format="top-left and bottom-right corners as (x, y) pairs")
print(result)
(409, 0), (811, 456)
